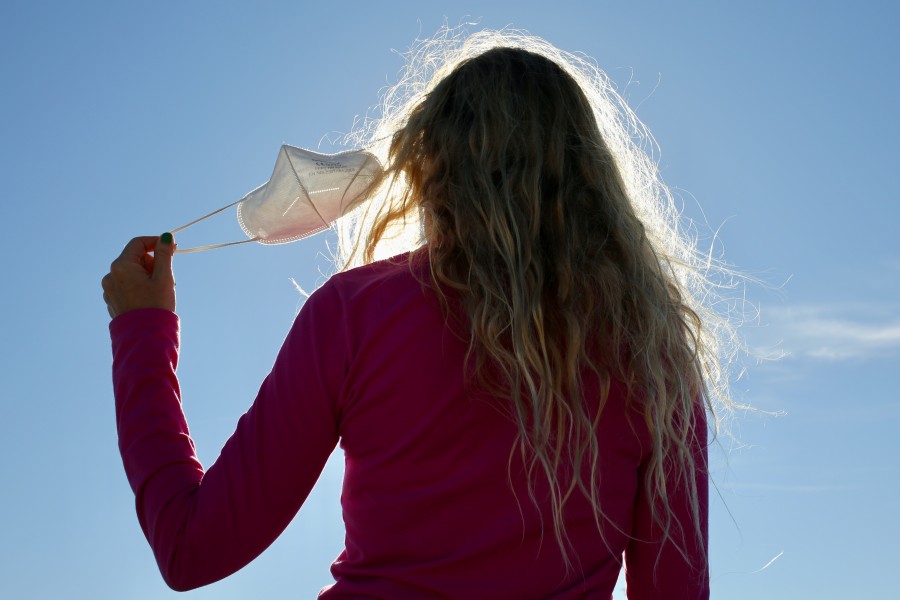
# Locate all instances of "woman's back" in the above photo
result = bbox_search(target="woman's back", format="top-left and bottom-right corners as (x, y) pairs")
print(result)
(313, 252), (706, 598)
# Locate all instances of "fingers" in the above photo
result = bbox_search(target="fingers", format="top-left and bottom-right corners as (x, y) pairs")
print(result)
(101, 273), (116, 319)
(114, 236), (158, 275)
(152, 232), (175, 282)
(119, 236), (160, 260)
(102, 233), (178, 319)
(113, 234), (176, 278)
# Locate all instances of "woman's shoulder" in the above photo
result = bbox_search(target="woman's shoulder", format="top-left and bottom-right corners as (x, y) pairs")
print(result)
(323, 249), (428, 298)
(297, 250), (431, 323)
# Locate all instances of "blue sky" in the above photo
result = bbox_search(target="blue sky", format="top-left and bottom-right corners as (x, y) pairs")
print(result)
(1, 2), (898, 598)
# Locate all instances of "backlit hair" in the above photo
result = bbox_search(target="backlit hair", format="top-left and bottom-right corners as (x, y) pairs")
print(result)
(336, 26), (741, 571)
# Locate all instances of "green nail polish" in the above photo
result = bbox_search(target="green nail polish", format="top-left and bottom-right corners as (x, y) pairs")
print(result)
(160, 232), (173, 244)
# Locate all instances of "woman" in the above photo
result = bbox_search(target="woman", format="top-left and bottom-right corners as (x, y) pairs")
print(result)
(103, 30), (732, 599)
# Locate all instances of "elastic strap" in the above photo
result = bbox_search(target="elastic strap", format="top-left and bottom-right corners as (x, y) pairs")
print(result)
(169, 198), (256, 253)
(170, 198), (243, 234)
(174, 237), (261, 254)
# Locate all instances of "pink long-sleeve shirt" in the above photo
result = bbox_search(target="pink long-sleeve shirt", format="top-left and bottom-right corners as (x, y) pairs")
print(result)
(110, 252), (709, 599)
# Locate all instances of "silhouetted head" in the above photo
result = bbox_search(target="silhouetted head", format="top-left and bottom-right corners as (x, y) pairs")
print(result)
(392, 46), (619, 258)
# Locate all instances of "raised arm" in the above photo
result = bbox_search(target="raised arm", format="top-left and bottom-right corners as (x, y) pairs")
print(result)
(110, 278), (344, 590)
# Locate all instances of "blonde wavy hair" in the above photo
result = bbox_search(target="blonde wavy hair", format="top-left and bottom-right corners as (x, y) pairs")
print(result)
(335, 27), (740, 570)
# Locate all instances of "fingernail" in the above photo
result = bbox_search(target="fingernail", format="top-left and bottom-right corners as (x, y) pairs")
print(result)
(160, 232), (173, 244)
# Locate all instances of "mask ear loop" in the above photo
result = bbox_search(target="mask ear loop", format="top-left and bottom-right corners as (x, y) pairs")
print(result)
(170, 198), (261, 253)
(173, 238), (260, 253)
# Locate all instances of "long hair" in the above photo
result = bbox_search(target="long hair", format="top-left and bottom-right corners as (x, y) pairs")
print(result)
(336, 27), (740, 569)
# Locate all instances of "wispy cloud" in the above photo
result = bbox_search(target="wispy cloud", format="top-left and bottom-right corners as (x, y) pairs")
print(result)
(749, 303), (900, 362)
(720, 482), (854, 494)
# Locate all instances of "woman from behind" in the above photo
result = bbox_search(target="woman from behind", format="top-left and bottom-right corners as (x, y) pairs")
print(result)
(105, 28), (732, 600)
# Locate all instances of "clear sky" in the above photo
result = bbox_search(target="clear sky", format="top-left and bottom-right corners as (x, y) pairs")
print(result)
(2, 2), (898, 598)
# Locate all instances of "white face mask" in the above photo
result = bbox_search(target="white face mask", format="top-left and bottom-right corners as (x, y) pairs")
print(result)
(172, 145), (383, 253)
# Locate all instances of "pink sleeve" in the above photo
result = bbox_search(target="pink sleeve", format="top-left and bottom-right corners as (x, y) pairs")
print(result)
(624, 405), (710, 600)
(110, 285), (343, 591)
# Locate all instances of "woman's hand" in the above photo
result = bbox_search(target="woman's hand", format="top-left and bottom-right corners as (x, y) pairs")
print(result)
(102, 233), (177, 319)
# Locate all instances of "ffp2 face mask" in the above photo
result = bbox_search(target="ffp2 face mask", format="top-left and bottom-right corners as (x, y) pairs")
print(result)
(172, 145), (383, 253)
